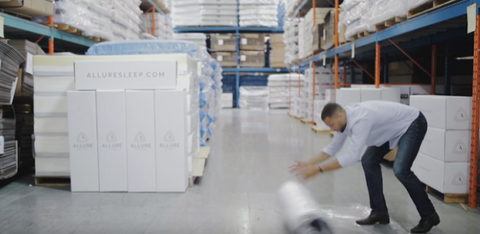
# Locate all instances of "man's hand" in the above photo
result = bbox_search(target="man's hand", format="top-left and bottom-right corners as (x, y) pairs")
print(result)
(290, 162), (321, 180)
(289, 160), (309, 173)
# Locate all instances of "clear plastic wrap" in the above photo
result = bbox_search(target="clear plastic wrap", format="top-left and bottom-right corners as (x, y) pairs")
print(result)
(407, 0), (431, 10)
(240, 20), (279, 27)
(339, 1), (373, 27)
(363, 0), (409, 31)
(239, 86), (269, 110)
(85, 40), (201, 59)
(239, 0), (277, 4)
(339, 0), (363, 11)
(240, 15), (278, 21)
(239, 9), (278, 15)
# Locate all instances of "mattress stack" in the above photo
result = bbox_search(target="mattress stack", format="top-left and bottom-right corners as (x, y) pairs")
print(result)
(172, 0), (238, 27)
(52, 0), (142, 41)
(0, 41), (25, 105)
(239, 86), (269, 110)
(174, 33), (207, 50)
(298, 19), (306, 60)
(267, 74), (304, 109)
(141, 13), (174, 40)
(239, 0), (279, 27)
(0, 118), (18, 180)
(283, 18), (301, 64)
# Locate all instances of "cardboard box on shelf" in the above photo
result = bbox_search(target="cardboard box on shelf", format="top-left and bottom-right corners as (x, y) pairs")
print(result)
(240, 34), (266, 51)
(412, 153), (469, 194)
(210, 34), (237, 51)
(155, 90), (189, 192)
(420, 127), (471, 162)
(96, 90), (128, 192)
(0, 0), (54, 17)
(312, 24), (326, 53)
(239, 51), (265, 68)
(211, 52), (237, 67)
(409, 95), (472, 130)
(67, 91), (99, 192)
(126, 90), (156, 192)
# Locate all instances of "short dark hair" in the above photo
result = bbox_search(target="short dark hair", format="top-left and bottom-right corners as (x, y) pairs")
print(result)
(321, 102), (343, 120)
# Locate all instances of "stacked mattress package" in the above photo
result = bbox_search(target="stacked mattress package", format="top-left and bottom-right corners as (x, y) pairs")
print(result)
(141, 13), (174, 40)
(267, 74), (304, 109)
(50, 0), (142, 41)
(172, 0), (238, 27)
(174, 33), (207, 50)
(283, 18), (301, 64)
(278, 0), (286, 28)
(340, 0), (431, 41)
(239, 86), (270, 110)
(239, 0), (279, 27)
(298, 19), (306, 60)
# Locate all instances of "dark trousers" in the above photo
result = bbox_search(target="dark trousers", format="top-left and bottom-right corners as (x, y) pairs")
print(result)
(361, 112), (436, 218)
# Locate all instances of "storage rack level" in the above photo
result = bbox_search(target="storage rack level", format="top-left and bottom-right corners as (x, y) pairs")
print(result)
(175, 27), (290, 108)
(291, 0), (480, 208)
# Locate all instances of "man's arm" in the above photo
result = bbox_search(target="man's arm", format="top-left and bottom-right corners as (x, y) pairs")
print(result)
(333, 120), (372, 168)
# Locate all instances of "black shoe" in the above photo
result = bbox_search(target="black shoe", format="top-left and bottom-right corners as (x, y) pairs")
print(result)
(410, 213), (440, 233)
(356, 213), (390, 225)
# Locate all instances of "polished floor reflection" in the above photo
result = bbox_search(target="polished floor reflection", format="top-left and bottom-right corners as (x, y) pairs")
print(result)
(0, 109), (479, 234)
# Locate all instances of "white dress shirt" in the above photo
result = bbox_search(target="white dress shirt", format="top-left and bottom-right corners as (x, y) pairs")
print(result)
(322, 100), (420, 167)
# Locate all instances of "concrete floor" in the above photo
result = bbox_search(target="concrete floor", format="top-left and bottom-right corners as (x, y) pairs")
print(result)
(0, 109), (480, 234)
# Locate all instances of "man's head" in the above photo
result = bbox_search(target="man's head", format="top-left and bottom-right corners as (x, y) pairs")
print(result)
(321, 103), (347, 132)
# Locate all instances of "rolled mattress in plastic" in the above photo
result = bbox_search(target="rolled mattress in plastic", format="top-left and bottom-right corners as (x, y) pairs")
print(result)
(278, 180), (334, 234)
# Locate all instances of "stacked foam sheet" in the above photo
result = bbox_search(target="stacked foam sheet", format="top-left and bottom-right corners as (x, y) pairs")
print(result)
(172, 0), (238, 27)
(239, 86), (269, 110)
(33, 51), (202, 177)
(7, 40), (45, 96)
(51, 0), (142, 41)
(283, 18), (301, 64)
(141, 13), (174, 40)
(0, 41), (25, 105)
(174, 33), (207, 50)
(268, 74), (303, 109)
(239, 0), (279, 27)
(0, 118), (18, 180)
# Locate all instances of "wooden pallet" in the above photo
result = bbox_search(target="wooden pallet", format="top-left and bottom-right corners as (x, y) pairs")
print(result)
(34, 175), (70, 187)
(426, 185), (468, 203)
(357, 31), (373, 39)
(375, 17), (406, 32)
(189, 146), (210, 186)
(408, 0), (460, 19)
(311, 125), (330, 134)
(55, 24), (84, 36)
(300, 118), (313, 125)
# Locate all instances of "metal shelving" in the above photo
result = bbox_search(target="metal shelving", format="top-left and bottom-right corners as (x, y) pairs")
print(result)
(175, 27), (284, 33)
(140, 0), (170, 15)
(289, 0), (338, 17)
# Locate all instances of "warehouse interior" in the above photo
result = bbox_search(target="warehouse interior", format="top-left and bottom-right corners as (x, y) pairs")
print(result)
(0, 0), (480, 233)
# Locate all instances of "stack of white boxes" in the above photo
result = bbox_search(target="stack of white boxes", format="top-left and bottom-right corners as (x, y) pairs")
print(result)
(222, 93), (233, 108)
(313, 100), (329, 129)
(301, 67), (334, 122)
(410, 96), (472, 194)
(33, 54), (200, 193)
(303, 8), (331, 56)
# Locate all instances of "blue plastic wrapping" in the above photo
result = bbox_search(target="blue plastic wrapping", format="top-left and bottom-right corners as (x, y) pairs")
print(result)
(200, 92), (207, 108)
(86, 40), (202, 59)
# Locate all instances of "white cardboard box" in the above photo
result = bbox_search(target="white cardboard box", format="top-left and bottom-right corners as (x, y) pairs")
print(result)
(360, 88), (382, 102)
(96, 90), (128, 192)
(75, 60), (177, 90)
(67, 91), (99, 192)
(412, 153), (469, 194)
(420, 127), (471, 162)
(380, 87), (401, 103)
(126, 90), (156, 192)
(155, 90), (189, 192)
(336, 88), (361, 107)
(409, 95), (472, 130)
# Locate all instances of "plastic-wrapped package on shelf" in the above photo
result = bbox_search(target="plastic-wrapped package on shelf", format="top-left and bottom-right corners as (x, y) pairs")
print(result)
(239, 86), (270, 110)
(141, 13), (174, 40)
(172, 0), (238, 27)
(278, 0), (286, 28)
(174, 33), (207, 50)
(362, 0), (409, 32)
(339, 1), (373, 27)
(268, 74), (304, 109)
(283, 18), (301, 64)
(239, 0), (279, 27)
(407, 0), (431, 10)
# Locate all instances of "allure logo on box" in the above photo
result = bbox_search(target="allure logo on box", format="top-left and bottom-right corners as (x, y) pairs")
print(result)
(159, 131), (180, 150)
(131, 132), (151, 150)
(102, 132), (122, 149)
(72, 132), (93, 150)
(85, 71), (165, 79)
